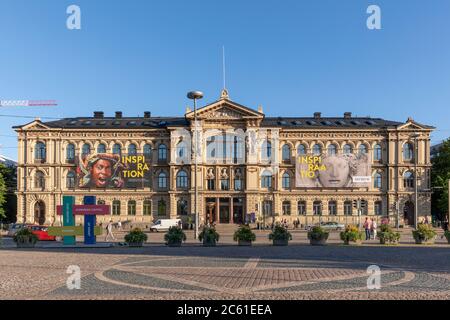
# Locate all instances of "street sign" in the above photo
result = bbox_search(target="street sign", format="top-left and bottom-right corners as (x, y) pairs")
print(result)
(56, 205), (110, 215)
(48, 226), (102, 237)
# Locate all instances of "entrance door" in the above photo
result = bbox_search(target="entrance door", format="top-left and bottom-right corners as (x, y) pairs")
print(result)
(404, 201), (415, 226)
(34, 201), (46, 225)
(233, 198), (244, 224)
(219, 198), (230, 223)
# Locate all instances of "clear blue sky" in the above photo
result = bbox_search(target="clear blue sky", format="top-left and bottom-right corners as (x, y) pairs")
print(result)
(1, 0), (449, 160)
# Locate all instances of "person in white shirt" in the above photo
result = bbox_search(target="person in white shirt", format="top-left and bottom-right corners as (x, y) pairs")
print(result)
(105, 220), (115, 241)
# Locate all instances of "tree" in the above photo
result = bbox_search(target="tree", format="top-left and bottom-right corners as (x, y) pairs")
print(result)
(431, 138), (450, 221)
(0, 172), (6, 219)
(0, 164), (17, 223)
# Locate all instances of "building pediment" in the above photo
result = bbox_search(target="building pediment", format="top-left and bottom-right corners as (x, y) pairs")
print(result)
(397, 117), (434, 131)
(185, 97), (264, 121)
(15, 120), (53, 131)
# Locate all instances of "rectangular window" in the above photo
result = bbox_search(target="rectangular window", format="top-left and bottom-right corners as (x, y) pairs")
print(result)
(207, 179), (215, 190)
(298, 201), (306, 215)
(143, 201), (152, 216)
(234, 179), (243, 191)
(220, 179), (229, 190)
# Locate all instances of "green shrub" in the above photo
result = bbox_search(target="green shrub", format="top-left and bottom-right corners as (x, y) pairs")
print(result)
(377, 224), (401, 244)
(164, 226), (187, 245)
(13, 228), (38, 244)
(268, 224), (292, 241)
(412, 223), (437, 242)
(198, 226), (220, 243)
(340, 225), (363, 243)
(233, 225), (256, 242)
(445, 230), (450, 241)
(307, 226), (329, 241)
(124, 228), (148, 244)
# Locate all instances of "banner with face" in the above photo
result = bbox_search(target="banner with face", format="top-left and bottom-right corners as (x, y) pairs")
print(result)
(295, 153), (371, 188)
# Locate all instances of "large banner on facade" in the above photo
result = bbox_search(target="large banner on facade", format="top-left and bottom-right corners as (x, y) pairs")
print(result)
(295, 153), (371, 188)
(76, 153), (151, 188)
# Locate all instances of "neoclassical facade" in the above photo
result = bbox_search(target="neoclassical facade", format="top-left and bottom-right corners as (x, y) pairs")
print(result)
(14, 90), (434, 227)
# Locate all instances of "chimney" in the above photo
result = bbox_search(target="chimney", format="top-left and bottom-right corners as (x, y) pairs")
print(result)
(144, 111), (151, 119)
(93, 111), (104, 119)
(314, 112), (321, 119)
(344, 112), (352, 119)
(115, 111), (122, 119)
(258, 105), (264, 113)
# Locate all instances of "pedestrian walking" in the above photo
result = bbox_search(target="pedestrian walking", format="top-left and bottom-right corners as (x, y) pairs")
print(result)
(371, 220), (377, 240)
(117, 219), (122, 231)
(363, 217), (371, 240)
(105, 220), (115, 242)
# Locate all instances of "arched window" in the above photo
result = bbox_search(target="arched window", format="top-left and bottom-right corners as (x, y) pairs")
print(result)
(312, 144), (322, 155)
(261, 170), (272, 188)
(128, 200), (136, 216)
(176, 141), (187, 159)
(66, 143), (75, 162)
(282, 201), (291, 215)
(66, 171), (76, 189)
(344, 200), (353, 216)
(297, 201), (306, 215)
(158, 172), (168, 189)
(35, 171), (45, 189)
(374, 201), (383, 216)
(112, 200), (121, 215)
(297, 144), (307, 156)
(35, 142), (46, 161)
(313, 201), (322, 215)
(112, 143), (122, 155)
(97, 143), (106, 154)
(158, 144), (167, 161)
(374, 172), (382, 188)
(404, 171), (414, 188)
(143, 200), (152, 216)
(144, 144), (152, 158)
(343, 144), (353, 154)
(328, 144), (337, 156)
(177, 200), (188, 216)
(359, 144), (368, 155)
(82, 143), (91, 156)
(176, 170), (188, 189)
(328, 201), (337, 215)
(373, 144), (382, 161)
(282, 144), (291, 162)
(128, 144), (137, 155)
(261, 140), (272, 160)
(157, 200), (166, 216)
(403, 142), (414, 161)
(282, 172), (290, 189)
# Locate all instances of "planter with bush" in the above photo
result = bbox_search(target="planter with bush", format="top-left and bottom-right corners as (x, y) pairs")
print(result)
(233, 225), (256, 246)
(268, 224), (292, 246)
(377, 224), (401, 245)
(13, 228), (38, 248)
(340, 225), (364, 245)
(307, 226), (329, 246)
(164, 226), (187, 247)
(124, 228), (148, 247)
(412, 223), (437, 244)
(445, 230), (450, 244)
(198, 226), (220, 247)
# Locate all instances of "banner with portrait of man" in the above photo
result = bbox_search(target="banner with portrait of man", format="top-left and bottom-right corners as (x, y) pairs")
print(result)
(295, 153), (371, 188)
(76, 153), (151, 189)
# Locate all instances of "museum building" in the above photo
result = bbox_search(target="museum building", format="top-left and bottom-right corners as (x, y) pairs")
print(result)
(14, 90), (434, 227)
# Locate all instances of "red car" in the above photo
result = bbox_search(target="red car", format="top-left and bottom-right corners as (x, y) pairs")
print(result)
(28, 225), (56, 241)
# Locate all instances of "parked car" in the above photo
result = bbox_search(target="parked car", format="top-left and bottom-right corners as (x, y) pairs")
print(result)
(28, 225), (56, 241)
(306, 221), (345, 231)
(319, 221), (345, 231)
(150, 219), (182, 232)
(7, 223), (34, 237)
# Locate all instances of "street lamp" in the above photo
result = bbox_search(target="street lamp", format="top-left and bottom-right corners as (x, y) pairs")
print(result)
(411, 132), (420, 229)
(187, 91), (204, 240)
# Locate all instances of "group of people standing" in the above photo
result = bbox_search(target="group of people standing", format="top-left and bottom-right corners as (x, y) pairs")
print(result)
(363, 217), (378, 240)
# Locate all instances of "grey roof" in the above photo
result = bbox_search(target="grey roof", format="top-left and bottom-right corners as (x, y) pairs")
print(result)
(261, 117), (405, 129)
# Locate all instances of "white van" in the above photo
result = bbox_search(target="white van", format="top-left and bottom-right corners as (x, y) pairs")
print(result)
(149, 219), (182, 232)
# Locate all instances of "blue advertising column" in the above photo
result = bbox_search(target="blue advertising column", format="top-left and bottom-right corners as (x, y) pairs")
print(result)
(62, 196), (75, 245)
(83, 196), (96, 245)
